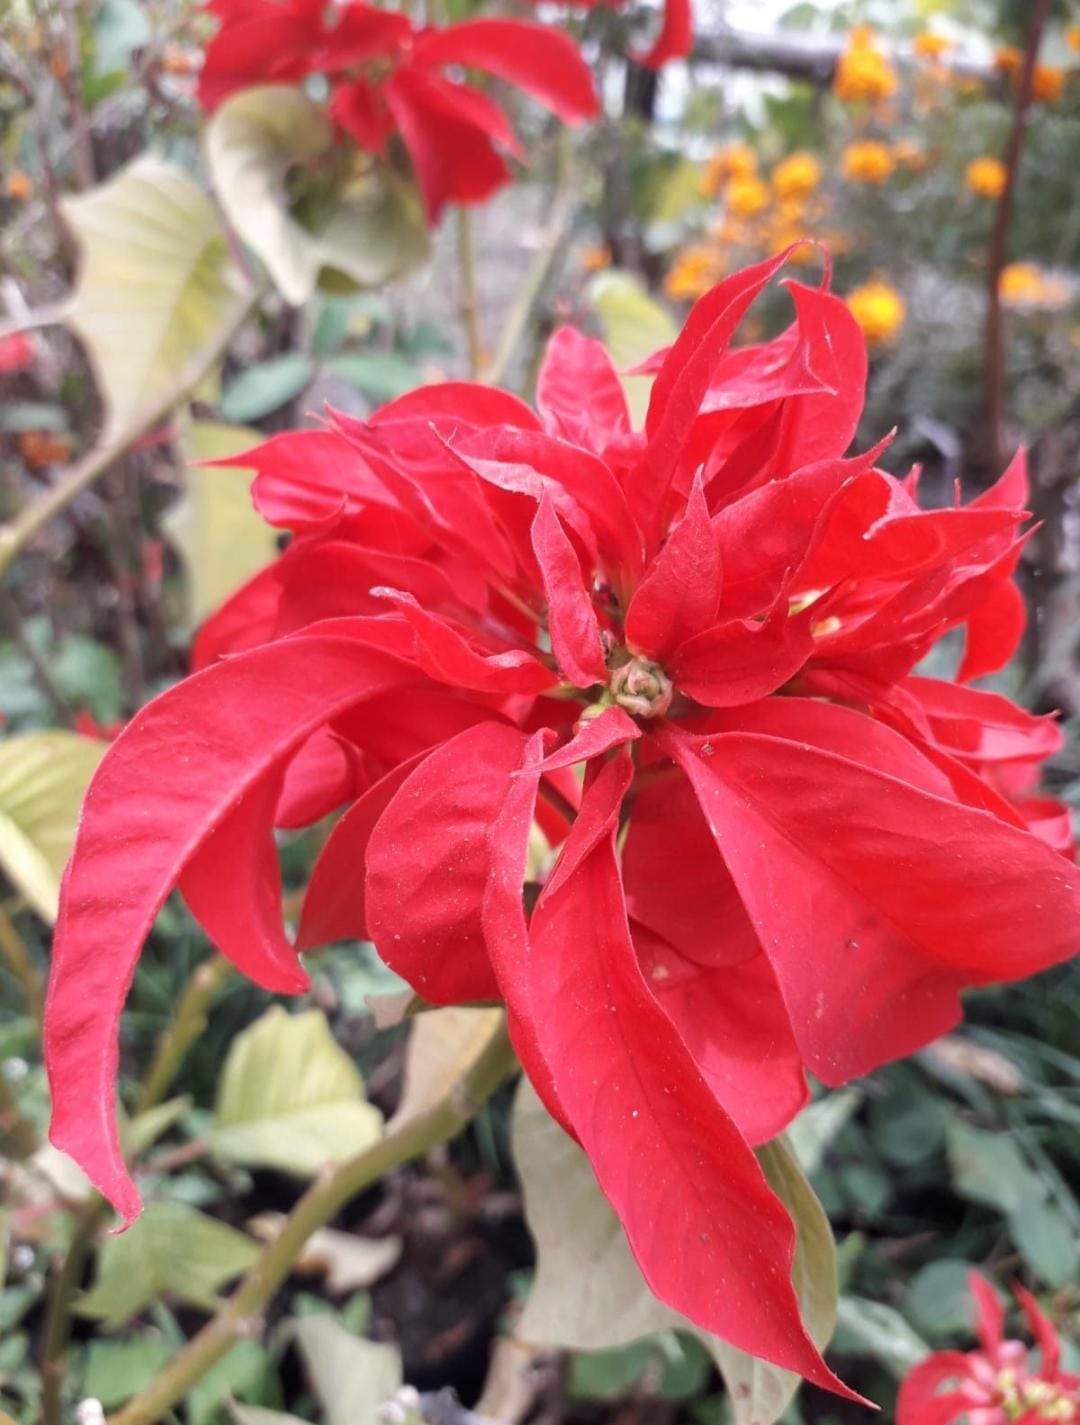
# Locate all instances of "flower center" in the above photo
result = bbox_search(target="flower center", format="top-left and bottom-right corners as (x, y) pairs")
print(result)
(608, 655), (673, 719)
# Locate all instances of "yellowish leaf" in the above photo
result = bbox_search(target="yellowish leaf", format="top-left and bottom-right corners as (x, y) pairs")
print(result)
(0, 731), (104, 922)
(164, 419), (279, 627)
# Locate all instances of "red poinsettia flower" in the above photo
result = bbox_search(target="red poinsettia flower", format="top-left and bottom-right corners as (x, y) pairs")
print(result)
(196, 0), (598, 220)
(899, 1272), (1079, 1425)
(520, 0), (693, 70)
(45, 248), (1079, 1392)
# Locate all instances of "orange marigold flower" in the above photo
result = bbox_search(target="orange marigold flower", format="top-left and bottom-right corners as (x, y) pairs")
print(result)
(841, 140), (895, 185)
(664, 245), (725, 301)
(698, 142), (757, 197)
(1067, 25), (1080, 53)
(771, 152), (822, 202)
(834, 28), (898, 103)
(966, 156), (1007, 199)
(4, 170), (32, 201)
(726, 174), (770, 218)
(581, 243), (612, 274)
(1031, 64), (1065, 104)
(161, 43), (197, 75)
(913, 31), (951, 60)
(994, 46), (1023, 79)
(999, 262), (1069, 309)
(846, 279), (905, 345)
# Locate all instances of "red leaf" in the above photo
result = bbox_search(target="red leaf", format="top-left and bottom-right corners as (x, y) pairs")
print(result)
(634, 0), (693, 68)
(536, 326), (632, 454)
(625, 478), (722, 659)
(958, 577), (1027, 682)
(45, 637), (414, 1220)
(661, 719), (1080, 1085)
(296, 753), (427, 951)
(538, 705), (640, 771)
(672, 597), (814, 707)
(499, 756), (856, 1391)
(530, 492), (607, 688)
(412, 19), (599, 125)
(366, 722), (530, 1004)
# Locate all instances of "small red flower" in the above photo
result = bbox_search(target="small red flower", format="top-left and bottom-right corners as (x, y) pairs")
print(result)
(196, 0), (598, 220)
(0, 330), (34, 374)
(899, 1273), (1079, 1425)
(45, 249), (1079, 1394)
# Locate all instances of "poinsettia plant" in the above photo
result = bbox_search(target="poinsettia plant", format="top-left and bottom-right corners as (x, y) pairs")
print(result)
(45, 247), (1079, 1400)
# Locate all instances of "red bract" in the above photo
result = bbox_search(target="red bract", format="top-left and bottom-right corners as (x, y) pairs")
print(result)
(196, 0), (598, 220)
(898, 1272), (1079, 1425)
(519, 0), (693, 70)
(46, 250), (1079, 1393)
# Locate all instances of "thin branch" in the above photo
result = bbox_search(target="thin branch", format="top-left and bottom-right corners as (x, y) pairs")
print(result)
(456, 207), (484, 380)
(109, 1021), (518, 1425)
(484, 136), (576, 390)
(0, 902), (45, 1022)
(984, 0), (1053, 475)
(136, 954), (232, 1114)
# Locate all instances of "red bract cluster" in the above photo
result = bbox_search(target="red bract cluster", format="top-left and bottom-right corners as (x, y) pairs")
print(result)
(196, 0), (599, 220)
(46, 249), (1079, 1390)
(899, 1273), (1078, 1424)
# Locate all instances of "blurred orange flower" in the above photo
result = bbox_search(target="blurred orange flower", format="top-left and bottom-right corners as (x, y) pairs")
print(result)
(726, 174), (770, 218)
(841, 140), (895, 184)
(913, 31), (951, 60)
(834, 27), (898, 103)
(846, 279), (905, 345)
(1032, 64), (1065, 104)
(771, 152), (822, 202)
(5, 170), (32, 201)
(664, 246), (725, 301)
(966, 156), (1007, 199)
(581, 243), (612, 274)
(893, 139), (928, 171)
(17, 431), (72, 470)
(698, 142), (757, 198)
(999, 262), (1069, 309)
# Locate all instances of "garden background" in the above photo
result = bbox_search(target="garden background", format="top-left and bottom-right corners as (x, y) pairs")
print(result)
(0, 0), (1078, 1423)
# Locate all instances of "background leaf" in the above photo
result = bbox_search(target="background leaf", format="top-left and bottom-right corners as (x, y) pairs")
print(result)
(62, 155), (252, 445)
(205, 87), (428, 307)
(292, 1315), (402, 1425)
(78, 1202), (260, 1328)
(0, 731), (104, 921)
(164, 420), (280, 627)
(212, 1007), (383, 1176)
(218, 356), (315, 424)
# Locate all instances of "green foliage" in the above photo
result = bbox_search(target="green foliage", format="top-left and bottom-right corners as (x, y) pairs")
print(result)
(211, 1007), (383, 1176)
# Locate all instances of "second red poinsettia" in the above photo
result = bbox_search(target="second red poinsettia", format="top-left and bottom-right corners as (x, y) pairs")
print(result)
(898, 1273), (1078, 1424)
(45, 248), (1079, 1397)
(196, 0), (599, 220)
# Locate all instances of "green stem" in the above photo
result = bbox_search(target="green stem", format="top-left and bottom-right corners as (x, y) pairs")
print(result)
(456, 206), (484, 380)
(0, 903), (44, 1023)
(110, 1020), (517, 1425)
(137, 954), (232, 1114)
(40, 1197), (108, 1425)
(484, 132), (575, 391)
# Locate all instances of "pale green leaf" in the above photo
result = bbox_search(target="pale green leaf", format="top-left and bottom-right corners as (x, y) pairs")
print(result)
(219, 355), (315, 423)
(388, 1007), (506, 1132)
(164, 419), (280, 627)
(83, 1336), (172, 1409)
(787, 1089), (862, 1177)
(62, 155), (252, 446)
(0, 731), (104, 922)
(91, 0), (151, 77)
(326, 353), (421, 402)
(293, 1315), (402, 1425)
(833, 1297), (929, 1379)
(205, 86), (428, 307)
(78, 1202), (260, 1327)
(587, 270), (677, 424)
(212, 1007), (383, 1175)
(512, 1080), (838, 1425)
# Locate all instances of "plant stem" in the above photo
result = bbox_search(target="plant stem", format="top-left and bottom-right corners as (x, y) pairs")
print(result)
(136, 953), (232, 1114)
(0, 1075), (38, 1158)
(484, 134), (576, 391)
(984, 0), (1052, 475)
(0, 902), (45, 1022)
(456, 206), (483, 380)
(40, 1197), (107, 1425)
(110, 1020), (518, 1425)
